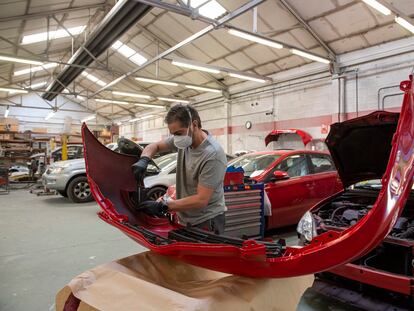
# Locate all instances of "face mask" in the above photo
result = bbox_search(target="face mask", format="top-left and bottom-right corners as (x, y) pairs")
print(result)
(173, 126), (193, 149)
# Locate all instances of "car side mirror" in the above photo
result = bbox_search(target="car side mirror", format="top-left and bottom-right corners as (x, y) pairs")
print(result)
(270, 170), (290, 182)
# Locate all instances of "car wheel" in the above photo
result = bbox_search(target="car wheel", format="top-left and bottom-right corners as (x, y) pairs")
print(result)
(146, 186), (166, 201)
(67, 176), (93, 203)
(57, 190), (68, 197)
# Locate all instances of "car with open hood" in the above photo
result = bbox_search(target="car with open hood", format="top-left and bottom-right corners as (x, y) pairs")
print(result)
(82, 76), (414, 278)
(297, 92), (414, 308)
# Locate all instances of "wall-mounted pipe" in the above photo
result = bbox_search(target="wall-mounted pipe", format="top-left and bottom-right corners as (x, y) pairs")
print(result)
(382, 93), (403, 110)
(377, 84), (399, 110)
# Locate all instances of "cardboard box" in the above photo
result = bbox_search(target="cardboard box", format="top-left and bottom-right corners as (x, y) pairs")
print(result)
(56, 251), (314, 311)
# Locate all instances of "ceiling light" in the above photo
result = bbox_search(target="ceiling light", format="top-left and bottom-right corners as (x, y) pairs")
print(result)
(134, 103), (165, 109)
(45, 111), (55, 120)
(129, 115), (154, 122)
(22, 25), (86, 45)
(172, 60), (220, 74)
(81, 71), (107, 87)
(14, 63), (58, 76)
(395, 16), (414, 34)
(4, 107), (9, 118)
(290, 49), (330, 64)
(0, 87), (28, 94)
(27, 81), (47, 89)
(111, 40), (148, 66)
(135, 77), (178, 87)
(158, 97), (190, 103)
(185, 85), (222, 93)
(75, 95), (86, 101)
(228, 73), (267, 83)
(227, 29), (283, 49)
(0, 55), (43, 66)
(116, 121), (123, 126)
(112, 90), (151, 99)
(81, 115), (96, 123)
(183, 0), (227, 19)
(95, 98), (129, 105)
(362, 0), (391, 16)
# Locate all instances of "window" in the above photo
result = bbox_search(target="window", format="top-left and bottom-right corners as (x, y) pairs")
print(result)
(275, 154), (309, 178)
(310, 154), (335, 174)
(229, 153), (280, 177)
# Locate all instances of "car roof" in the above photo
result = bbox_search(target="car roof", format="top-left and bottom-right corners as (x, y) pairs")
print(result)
(247, 149), (329, 156)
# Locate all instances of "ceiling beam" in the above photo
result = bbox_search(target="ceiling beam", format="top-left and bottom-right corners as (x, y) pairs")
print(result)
(278, 0), (336, 59)
(93, 0), (267, 96)
(0, 3), (109, 23)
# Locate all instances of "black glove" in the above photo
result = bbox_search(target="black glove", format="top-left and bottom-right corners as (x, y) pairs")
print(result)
(136, 200), (168, 217)
(131, 156), (151, 182)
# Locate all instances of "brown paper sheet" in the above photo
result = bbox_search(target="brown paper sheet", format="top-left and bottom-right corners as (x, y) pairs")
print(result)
(58, 251), (313, 311)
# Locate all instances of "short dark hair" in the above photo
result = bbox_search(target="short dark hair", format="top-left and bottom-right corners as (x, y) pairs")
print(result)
(164, 104), (202, 128)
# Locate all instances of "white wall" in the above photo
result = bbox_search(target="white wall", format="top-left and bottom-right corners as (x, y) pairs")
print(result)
(121, 36), (414, 154)
(0, 93), (108, 133)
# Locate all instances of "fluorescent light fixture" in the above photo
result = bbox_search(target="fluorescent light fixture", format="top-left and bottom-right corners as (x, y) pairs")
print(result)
(362, 0), (391, 16)
(95, 98), (129, 105)
(172, 60), (220, 74)
(0, 87), (28, 94)
(112, 90), (151, 99)
(81, 115), (96, 123)
(395, 16), (414, 34)
(75, 95), (86, 101)
(228, 73), (267, 83)
(134, 103), (165, 109)
(183, 0), (226, 19)
(135, 77), (178, 87)
(14, 63), (58, 76)
(22, 25), (86, 45)
(81, 71), (107, 87)
(4, 107), (9, 118)
(129, 115), (155, 122)
(116, 121), (123, 126)
(44, 111), (55, 120)
(111, 40), (148, 66)
(227, 29), (283, 49)
(27, 81), (47, 89)
(185, 85), (222, 93)
(290, 49), (330, 64)
(158, 97), (190, 103)
(0, 55), (43, 66)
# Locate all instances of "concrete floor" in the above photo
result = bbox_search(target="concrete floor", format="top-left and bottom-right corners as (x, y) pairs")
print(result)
(0, 188), (359, 311)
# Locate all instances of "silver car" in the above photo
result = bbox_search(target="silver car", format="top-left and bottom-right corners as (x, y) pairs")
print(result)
(42, 152), (178, 203)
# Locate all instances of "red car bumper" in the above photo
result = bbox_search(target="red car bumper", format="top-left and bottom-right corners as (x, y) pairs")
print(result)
(82, 76), (414, 278)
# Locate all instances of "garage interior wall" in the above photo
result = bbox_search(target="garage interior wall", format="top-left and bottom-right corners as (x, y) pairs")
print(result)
(120, 36), (414, 153)
(0, 94), (106, 133)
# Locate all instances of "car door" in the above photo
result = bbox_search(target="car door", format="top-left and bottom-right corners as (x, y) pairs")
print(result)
(265, 153), (313, 229)
(306, 153), (343, 206)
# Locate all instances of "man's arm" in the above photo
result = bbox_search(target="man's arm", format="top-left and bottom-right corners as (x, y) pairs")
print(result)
(141, 140), (172, 159)
(167, 184), (214, 212)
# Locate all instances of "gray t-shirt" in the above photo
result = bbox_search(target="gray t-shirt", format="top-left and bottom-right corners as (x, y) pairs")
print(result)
(165, 131), (227, 225)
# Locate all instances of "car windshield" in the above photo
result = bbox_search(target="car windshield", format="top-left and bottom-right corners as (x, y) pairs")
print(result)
(229, 153), (281, 177)
(147, 153), (177, 172)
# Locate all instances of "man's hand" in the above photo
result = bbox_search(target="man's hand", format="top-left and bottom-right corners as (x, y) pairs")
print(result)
(136, 200), (168, 217)
(131, 156), (151, 182)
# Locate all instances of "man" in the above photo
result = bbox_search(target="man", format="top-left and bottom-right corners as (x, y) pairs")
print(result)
(132, 104), (227, 234)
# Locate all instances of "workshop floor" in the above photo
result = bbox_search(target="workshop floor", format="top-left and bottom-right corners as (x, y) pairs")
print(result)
(1, 188), (360, 311)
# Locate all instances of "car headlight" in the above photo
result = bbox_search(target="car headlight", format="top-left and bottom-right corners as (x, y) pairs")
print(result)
(297, 211), (317, 242)
(50, 167), (66, 174)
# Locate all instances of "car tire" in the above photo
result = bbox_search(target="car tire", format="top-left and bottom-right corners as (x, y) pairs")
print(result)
(67, 176), (93, 203)
(57, 190), (68, 197)
(146, 186), (166, 201)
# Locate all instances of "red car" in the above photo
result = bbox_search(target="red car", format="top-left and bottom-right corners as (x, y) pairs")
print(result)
(229, 149), (343, 229)
(82, 76), (414, 279)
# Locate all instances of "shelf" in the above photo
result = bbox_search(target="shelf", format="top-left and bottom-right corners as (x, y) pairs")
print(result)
(0, 140), (31, 143)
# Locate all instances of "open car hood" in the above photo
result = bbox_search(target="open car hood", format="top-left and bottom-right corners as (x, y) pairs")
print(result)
(82, 76), (414, 278)
(326, 111), (400, 188)
(264, 129), (312, 147)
